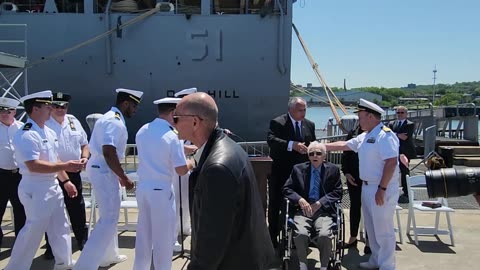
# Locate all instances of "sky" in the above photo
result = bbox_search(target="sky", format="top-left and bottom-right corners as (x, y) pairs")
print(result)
(290, 0), (480, 89)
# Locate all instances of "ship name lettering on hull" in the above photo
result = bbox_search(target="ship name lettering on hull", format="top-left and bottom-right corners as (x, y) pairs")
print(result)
(166, 90), (239, 99)
(207, 90), (239, 99)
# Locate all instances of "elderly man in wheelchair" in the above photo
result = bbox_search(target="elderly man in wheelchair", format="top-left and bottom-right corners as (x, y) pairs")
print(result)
(282, 141), (343, 270)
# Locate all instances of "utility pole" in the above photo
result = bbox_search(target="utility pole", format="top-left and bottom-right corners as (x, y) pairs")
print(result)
(432, 65), (438, 103)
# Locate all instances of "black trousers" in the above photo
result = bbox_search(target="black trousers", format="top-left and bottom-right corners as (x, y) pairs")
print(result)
(399, 162), (410, 195)
(0, 169), (26, 246)
(268, 160), (293, 247)
(346, 177), (362, 238)
(46, 171), (87, 251)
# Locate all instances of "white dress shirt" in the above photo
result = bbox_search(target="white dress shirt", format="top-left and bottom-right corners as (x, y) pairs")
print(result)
(46, 114), (88, 162)
(88, 107), (127, 173)
(13, 119), (59, 182)
(0, 120), (23, 170)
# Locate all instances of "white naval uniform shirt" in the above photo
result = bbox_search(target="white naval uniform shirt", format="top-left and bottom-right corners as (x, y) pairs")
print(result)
(46, 114), (88, 162)
(346, 123), (399, 186)
(0, 120), (23, 170)
(88, 107), (127, 172)
(136, 118), (186, 189)
(13, 119), (59, 181)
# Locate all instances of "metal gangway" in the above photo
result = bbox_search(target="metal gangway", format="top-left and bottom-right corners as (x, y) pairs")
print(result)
(0, 24), (28, 103)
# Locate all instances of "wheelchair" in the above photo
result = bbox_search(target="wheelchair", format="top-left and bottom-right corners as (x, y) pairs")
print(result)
(279, 198), (345, 270)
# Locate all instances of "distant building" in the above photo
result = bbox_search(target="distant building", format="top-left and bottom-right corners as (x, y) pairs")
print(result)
(407, 83), (416, 89)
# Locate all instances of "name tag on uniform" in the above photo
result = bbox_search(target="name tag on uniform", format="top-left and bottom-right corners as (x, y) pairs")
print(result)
(366, 137), (376, 143)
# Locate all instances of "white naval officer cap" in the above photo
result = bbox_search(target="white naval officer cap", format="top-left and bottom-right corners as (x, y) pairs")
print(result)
(153, 97), (181, 105)
(355, 98), (384, 116)
(19, 90), (53, 106)
(174, 87), (197, 98)
(115, 88), (144, 104)
(0, 97), (20, 110)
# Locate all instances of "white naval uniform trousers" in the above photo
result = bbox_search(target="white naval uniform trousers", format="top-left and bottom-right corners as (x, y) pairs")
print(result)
(6, 121), (72, 270)
(347, 123), (400, 270)
(362, 180), (398, 270)
(134, 182), (176, 270)
(6, 179), (72, 270)
(74, 106), (126, 269)
(73, 164), (121, 269)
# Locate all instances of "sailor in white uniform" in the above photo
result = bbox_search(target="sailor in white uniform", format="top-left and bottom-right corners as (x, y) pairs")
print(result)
(172, 87), (198, 250)
(43, 92), (90, 257)
(133, 97), (192, 270)
(5, 90), (83, 270)
(326, 99), (399, 270)
(0, 97), (26, 249)
(74, 88), (143, 270)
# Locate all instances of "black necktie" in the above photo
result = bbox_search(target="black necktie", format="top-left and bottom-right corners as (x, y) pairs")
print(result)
(295, 121), (302, 141)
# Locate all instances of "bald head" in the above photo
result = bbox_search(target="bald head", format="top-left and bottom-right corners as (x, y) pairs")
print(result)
(177, 92), (218, 129)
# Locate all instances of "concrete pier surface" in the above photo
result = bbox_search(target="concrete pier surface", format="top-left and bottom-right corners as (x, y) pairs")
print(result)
(1, 208), (479, 270)
(1, 158), (479, 269)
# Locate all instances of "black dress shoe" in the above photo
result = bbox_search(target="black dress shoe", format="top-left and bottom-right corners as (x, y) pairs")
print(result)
(43, 248), (54, 260)
(77, 239), (86, 251)
(364, 246), (372, 254)
(398, 194), (410, 204)
(340, 239), (358, 249)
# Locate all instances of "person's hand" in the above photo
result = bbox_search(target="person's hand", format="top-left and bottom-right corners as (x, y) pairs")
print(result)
(64, 160), (84, 172)
(63, 181), (78, 198)
(184, 145), (198, 156)
(79, 158), (88, 169)
(293, 142), (308, 155)
(397, 133), (408, 140)
(345, 173), (358, 186)
(400, 154), (409, 167)
(375, 189), (385, 206)
(299, 198), (313, 217)
(124, 179), (135, 190)
(120, 176), (135, 190)
(310, 201), (321, 214)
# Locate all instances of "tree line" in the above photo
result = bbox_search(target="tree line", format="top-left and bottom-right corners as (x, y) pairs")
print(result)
(350, 81), (480, 107)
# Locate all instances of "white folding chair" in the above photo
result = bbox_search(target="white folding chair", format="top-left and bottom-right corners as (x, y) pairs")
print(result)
(119, 186), (138, 231)
(406, 175), (455, 246)
(81, 172), (97, 236)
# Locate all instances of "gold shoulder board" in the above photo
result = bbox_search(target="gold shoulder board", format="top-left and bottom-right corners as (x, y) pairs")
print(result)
(382, 126), (392, 132)
(22, 123), (32, 131)
(169, 126), (179, 135)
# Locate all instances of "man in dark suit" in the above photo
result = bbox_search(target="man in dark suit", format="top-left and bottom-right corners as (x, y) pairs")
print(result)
(174, 92), (276, 270)
(388, 106), (416, 203)
(283, 141), (342, 270)
(267, 97), (316, 247)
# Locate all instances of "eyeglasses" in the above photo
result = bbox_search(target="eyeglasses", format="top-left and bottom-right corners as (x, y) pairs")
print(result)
(308, 151), (323, 157)
(0, 109), (15, 115)
(396, 111), (406, 114)
(173, 114), (203, 124)
(52, 104), (68, 109)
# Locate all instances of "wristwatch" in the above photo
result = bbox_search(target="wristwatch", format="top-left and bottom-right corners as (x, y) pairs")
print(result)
(378, 185), (387, 191)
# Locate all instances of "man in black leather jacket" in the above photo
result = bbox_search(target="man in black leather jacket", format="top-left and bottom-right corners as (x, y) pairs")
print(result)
(174, 92), (276, 270)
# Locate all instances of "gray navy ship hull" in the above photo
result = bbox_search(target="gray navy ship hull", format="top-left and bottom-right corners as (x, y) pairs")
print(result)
(0, 1), (294, 141)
